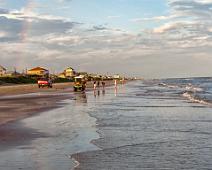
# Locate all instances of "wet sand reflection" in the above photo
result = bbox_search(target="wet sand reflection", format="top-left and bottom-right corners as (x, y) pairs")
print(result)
(74, 92), (87, 104)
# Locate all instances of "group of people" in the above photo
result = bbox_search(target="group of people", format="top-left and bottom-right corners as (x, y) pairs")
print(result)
(93, 81), (105, 90)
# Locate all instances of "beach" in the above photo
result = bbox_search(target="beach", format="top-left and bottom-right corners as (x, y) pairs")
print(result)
(0, 79), (212, 169)
(0, 81), (116, 96)
(0, 81), (115, 126)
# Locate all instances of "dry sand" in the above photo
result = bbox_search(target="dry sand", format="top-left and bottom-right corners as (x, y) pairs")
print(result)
(0, 82), (74, 96)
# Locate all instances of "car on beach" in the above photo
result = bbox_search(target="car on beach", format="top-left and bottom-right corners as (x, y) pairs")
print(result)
(73, 75), (86, 92)
(37, 78), (52, 88)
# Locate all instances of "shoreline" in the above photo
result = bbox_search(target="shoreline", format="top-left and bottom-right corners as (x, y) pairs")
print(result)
(0, 80), (117, 96)
(0, 79), (126, 167)
(0, 80), (116, 127)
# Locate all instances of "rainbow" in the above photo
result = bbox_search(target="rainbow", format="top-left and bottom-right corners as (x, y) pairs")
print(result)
(20, 0), (36, 42)
(17, 0), (36, 71)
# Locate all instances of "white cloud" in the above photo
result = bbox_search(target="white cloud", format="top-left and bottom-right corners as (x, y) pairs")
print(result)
(131, 14), (179, 22)
(0, 8), (68, 21)
(153, 21), (196, 33)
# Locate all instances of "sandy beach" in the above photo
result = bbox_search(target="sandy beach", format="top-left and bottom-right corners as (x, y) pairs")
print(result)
(0, 81), (115, 126)
(0, 80), (118, 169)
(0, 81), (114, 96)
(0, 82), (72, 96)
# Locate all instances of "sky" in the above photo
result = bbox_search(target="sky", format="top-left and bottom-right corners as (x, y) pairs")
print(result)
(0, 0), (212, 78)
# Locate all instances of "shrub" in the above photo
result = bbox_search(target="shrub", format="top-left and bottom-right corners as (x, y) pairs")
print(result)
(0, 76), (36, 84)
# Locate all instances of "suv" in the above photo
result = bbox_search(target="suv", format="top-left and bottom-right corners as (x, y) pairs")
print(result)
(37, 78), (52, 88)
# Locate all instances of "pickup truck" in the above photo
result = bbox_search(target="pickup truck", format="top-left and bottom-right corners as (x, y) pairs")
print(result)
(37, 78), (53, 88)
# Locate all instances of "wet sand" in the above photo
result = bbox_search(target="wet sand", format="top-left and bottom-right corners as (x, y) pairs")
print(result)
(0, 89), (104, 170)
(0, 94), (71, 126)
(0, 78), (123, 170)
(0, 80), (116, 159)
(0, 81), (115, 126)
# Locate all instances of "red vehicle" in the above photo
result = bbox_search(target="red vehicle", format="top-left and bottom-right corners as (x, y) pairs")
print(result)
(37, 78), (52, 88)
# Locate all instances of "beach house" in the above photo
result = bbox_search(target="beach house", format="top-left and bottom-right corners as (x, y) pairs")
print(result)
(64, 67), (75, 77)
(58, 67), (76, 78)
(0, 65), (6, 76)
(27, 67), (49, 77)
(113, 74), (121, 79)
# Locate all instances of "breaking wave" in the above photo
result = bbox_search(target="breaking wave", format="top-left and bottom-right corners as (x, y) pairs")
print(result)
(182, 92), (210, 105)
(158, 78), (211, 105)
(185, 84), (203, 92)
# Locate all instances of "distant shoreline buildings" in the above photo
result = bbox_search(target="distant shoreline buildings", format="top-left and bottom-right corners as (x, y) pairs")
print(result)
(0, 65), (128, 81)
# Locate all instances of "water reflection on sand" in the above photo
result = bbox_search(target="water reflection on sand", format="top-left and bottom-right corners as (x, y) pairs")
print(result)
(0, 89), (106, 170)
(0, 85), (120, 170)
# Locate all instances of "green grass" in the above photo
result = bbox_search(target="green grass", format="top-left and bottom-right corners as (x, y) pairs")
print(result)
(0, 76), (37, 85)
(0, 76), (74, 85)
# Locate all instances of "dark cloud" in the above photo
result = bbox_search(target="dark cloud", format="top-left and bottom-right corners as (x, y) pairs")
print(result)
(0, 17), (22, 41)
(169, 0), (212, 19)
(0, 8), (8, 14)
(93, 25), (108, 31)
(28, 19), (80, 36)
(0, 14), (81, 41)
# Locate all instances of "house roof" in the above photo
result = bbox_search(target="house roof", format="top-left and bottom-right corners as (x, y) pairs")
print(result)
(28, 67), (48, 71)
(0, 65), (6, 71)
(66, 67), (74, 70)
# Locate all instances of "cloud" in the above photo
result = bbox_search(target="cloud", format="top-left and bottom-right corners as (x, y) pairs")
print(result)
(1, 0), (212, 78)
(168, 0), (212, 19)
(0, 8), (81, 42)
(57, 0), (73, 3)
(131, 15), (179, 22)
(153, 21), (195, 33)
(0, 8), (8, 14)
(150, 0), (212, 44)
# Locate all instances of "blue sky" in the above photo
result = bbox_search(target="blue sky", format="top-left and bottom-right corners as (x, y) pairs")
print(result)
(2, 0), (168, 31)
(0, 0), (212, 78)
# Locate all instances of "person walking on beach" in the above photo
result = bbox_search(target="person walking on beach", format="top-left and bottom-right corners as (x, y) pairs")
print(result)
(97, 81), (100, 88)
(102, 81), (105, 89)
(93, 81), (97, 90)
(114, 79), (117, 88)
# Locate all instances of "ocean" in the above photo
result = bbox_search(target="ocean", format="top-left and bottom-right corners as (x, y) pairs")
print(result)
(159, 77), (212, 105)
(0, 77), (212, 170)
(72, 77), (212, 170)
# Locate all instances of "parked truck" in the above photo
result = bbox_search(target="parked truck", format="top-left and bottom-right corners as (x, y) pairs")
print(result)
(37, 78), (52, 88)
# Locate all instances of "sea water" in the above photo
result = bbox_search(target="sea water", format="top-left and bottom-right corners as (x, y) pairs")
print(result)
(72, 78), (212, 170)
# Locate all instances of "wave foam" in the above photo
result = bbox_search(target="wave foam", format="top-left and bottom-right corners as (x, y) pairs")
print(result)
(158, 83), (179, 89)
(182, 92), (209, 105)
(185, 84), (203, 92)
